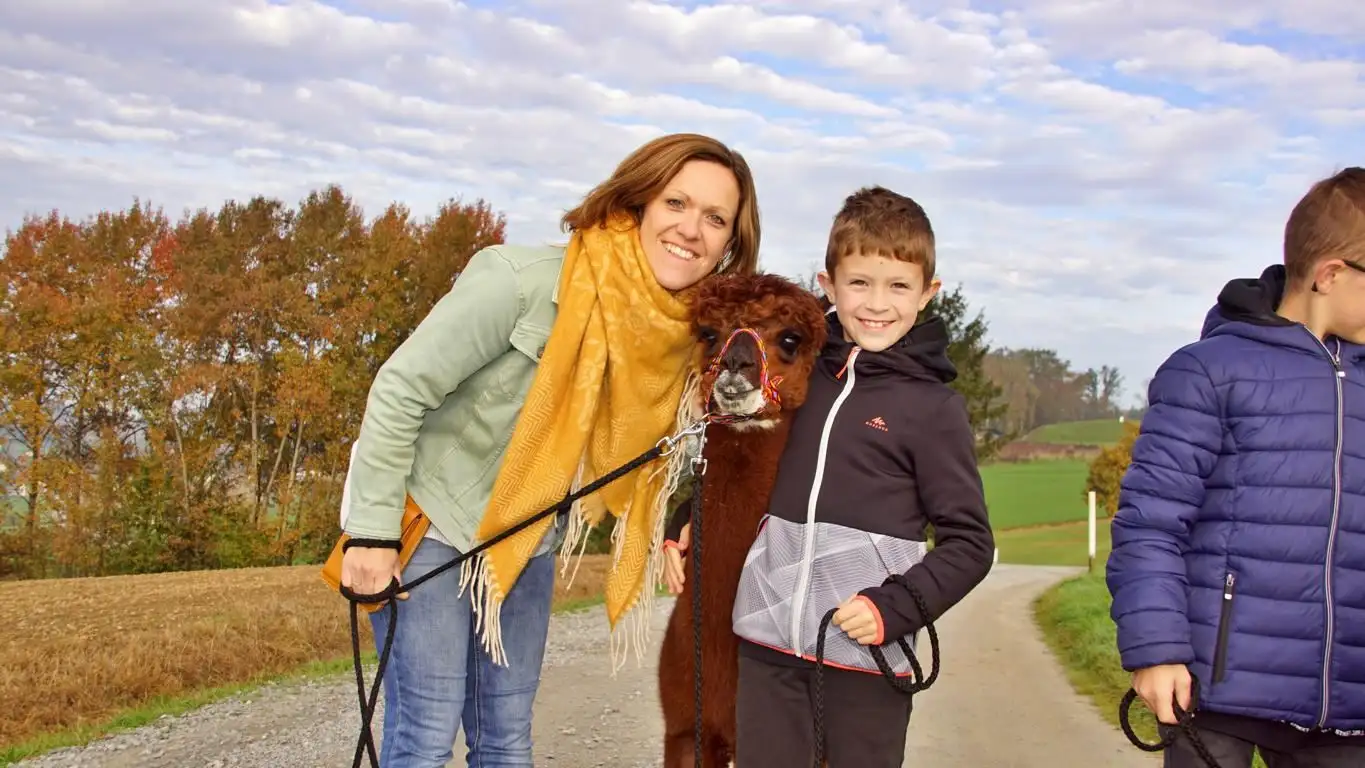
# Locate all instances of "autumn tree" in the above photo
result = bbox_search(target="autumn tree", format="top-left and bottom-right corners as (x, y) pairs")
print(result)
(0, 185), (507, 578)
(0, 213), (88, 576)
(982, 351), (1035, 436)
(1085, 419), (1141, 515)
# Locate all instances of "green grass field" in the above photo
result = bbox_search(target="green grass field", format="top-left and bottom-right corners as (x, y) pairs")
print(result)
(996, 519), (1111, 567)
(1026, 419), (1131, 446)
(981, 459), (1092, 529)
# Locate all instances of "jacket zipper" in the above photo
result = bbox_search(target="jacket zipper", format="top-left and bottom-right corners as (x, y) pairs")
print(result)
(789, 347), (859, 655)
(1304, 330), (1345, 729)
(1213, 571), (1236, 683)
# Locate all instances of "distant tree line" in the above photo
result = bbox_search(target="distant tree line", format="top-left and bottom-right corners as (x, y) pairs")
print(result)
(2, 185), (1132, 580)
(984, 350), (1135, 439)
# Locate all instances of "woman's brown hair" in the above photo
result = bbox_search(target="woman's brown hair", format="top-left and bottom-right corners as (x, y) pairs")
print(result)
(561, 133), (760, 276)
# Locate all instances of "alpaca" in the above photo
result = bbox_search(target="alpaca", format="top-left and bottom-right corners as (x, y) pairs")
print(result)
(657, 272), (829, 768)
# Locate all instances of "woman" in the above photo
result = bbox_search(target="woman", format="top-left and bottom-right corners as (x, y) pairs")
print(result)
(338, 133), (761, 767)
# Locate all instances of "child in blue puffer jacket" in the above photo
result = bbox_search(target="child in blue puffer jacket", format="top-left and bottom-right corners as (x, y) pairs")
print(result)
(1106, 168), (1365, 767)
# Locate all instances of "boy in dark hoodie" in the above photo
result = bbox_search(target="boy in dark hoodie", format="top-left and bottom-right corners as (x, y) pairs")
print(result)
(717, 185), (996, 766)
(1107, 168), (1365, 767)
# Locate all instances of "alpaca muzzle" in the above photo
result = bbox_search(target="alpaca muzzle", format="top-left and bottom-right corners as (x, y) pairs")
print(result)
(702, 328), (784, 422)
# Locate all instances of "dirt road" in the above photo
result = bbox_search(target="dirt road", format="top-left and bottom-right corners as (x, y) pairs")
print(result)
(902, 563), (1155, 766)
(17, 564), (1154, 767)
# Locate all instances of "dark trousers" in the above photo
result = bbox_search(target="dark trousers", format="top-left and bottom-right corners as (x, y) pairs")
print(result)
(735, 651), (912, 768)
(1162, 721), (1365, 768)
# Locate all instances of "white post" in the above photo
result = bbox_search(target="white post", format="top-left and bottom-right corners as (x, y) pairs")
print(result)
(1088, 490), (1098, 574)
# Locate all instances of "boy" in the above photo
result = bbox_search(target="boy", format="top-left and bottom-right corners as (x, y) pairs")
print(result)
(1107, 168), (1365, 767)
(726, 185), (995, 766)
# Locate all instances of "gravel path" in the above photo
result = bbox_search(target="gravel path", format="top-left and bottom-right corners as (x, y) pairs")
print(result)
(17, 564), (1155, 767)
(902, 563), (1157, 766)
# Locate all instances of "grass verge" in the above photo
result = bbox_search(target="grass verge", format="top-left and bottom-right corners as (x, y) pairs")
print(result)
(0, 554), (615, 765)
(1032, 572), (1157, 746)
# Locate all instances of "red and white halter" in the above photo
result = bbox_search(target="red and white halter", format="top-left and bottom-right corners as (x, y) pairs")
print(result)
(699, 327), (784, 424)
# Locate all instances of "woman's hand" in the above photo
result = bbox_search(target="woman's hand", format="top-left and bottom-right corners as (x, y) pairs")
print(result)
(663, 523), (690, 594)
(341, 545), (409, 606)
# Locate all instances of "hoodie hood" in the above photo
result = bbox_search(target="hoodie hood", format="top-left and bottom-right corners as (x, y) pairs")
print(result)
(1201, 263), (1365, 363)
(1200, 264), (1295, 338)
(820, 310), (958, 384)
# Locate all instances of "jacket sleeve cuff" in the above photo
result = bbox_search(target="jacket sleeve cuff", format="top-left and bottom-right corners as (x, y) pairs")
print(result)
(858, 586), (916, 641)
(342, 505), (405, 541)
(663, 501), (690, 544)
(853, 595), (885, 645)
(1119, 641), (1196, 672)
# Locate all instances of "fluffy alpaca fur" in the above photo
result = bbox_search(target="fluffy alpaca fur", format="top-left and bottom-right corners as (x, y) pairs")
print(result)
(656, 272), (828, 768)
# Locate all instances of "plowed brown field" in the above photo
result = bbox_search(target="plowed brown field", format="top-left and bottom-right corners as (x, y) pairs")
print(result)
(0, 554), (611, 748)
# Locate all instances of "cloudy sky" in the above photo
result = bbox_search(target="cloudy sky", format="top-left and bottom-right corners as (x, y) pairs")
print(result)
(3, 0), (1362, 403)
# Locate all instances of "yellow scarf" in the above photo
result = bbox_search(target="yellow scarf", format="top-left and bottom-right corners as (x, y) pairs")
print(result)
(471, 212), (699, 664)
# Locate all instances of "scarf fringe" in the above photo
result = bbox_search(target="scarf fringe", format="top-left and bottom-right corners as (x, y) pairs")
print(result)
(557, 459), (592, 589)
(472, 369), (703, 672)
(609, 369), (701, 674)
(464, 555), (508, 667)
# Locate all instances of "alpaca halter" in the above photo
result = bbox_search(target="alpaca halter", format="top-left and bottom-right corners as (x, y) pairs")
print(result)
(700, 327), (784, 424)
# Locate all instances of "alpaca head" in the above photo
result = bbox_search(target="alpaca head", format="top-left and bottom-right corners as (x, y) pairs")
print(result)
(691, 272), (828, 428)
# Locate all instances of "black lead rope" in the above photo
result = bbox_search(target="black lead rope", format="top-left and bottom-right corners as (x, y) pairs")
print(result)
(810, 574), (940, 767)
(338, 436), (685, 768)
(688, 439), (708, 768)
(1119, 676), (1223, 768)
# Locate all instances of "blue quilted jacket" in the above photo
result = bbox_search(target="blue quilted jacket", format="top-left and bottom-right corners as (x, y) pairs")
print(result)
(1107, 264), (1365, 733)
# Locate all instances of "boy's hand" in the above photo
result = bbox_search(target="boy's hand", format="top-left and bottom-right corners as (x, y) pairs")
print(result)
(833, 595), (881, 645)
(1132, 663), (1192, 725)
(662, 524), (689, 594)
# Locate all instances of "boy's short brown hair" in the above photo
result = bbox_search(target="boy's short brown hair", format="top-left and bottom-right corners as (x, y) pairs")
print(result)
(825, 186), (935, 282)
(1284, 167), (1365, 288)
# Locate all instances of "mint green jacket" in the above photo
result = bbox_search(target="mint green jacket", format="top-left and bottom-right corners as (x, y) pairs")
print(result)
(342, 243), (565, 553)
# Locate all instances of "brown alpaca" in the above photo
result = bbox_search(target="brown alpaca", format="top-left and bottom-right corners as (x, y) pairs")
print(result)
(657, 272), (828, 768)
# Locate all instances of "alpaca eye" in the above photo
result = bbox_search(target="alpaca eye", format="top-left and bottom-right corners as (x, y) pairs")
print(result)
(778, 332), (801, 355)
(698, 326), (718, 346)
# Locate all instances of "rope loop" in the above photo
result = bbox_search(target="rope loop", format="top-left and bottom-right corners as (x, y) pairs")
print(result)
(811, 574), (940, 767)
(1118, 675), (1223, 768)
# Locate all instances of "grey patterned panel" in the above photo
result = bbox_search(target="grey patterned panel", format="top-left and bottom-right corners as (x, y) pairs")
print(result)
(733, 515), (928, 676)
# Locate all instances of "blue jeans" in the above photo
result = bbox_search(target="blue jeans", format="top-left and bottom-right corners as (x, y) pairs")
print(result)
(370, 537), (554, 767)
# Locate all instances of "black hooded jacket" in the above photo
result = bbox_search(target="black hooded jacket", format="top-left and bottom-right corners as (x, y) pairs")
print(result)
(729, 311), (995, 675)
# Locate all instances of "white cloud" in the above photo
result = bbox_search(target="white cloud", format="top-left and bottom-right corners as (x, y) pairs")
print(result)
(0, 0), (1360, 400)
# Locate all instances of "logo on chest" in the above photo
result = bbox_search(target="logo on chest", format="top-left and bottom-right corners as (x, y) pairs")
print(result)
(865, 416), (888, 432)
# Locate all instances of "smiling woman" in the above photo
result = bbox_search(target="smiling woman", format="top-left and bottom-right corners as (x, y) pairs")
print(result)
(335, 132), (761, 768)
(562, 135), (761, 286)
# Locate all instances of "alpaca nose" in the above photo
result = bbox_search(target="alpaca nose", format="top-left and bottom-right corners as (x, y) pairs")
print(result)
(720, 336), (758, 376)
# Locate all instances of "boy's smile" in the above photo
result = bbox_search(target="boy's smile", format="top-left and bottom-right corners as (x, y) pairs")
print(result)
(817, 252), (941, 352)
